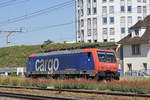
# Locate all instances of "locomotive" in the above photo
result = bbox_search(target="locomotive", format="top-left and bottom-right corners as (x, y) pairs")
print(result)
(25, 48), (119, 81)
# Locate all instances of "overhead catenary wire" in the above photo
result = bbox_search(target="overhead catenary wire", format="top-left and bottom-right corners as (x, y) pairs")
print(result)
(0, 0), (74, 26)
(0, 0), (148, 28)
(19, 8), (150, 35)
(0, 0), (147, 27)
(1, 2), (148, 33)
(0, 0), (30, 8)
(0, 0), (16, 6)
(0, 0), (149, 44)
(24, 21), (75, 33)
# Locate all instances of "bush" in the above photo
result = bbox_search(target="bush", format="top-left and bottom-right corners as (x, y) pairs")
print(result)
(98, 84), (108, 90)
(10, 73), (17, 77)
(2, 78), (10, 85)
(11, 79), (19, 86)
(109, 84), (122, 91)
(120, 86), (132, 92)
(137, 86), (150, 94)
(0, 77), (150, 94)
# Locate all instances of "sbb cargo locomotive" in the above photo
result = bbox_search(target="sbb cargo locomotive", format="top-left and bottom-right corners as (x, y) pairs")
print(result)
(25, 48), (119, 81)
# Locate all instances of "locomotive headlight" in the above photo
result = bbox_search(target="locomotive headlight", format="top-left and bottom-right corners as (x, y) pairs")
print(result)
(100, 67), (104, 70)
(113, 68), (117, 70)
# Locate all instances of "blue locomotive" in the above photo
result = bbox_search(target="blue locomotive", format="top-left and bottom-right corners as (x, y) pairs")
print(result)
(25, 48), (119, 80)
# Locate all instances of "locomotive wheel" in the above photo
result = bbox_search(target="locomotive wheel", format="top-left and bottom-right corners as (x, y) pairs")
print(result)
(106, 77), (111, 81)
(115, 76), (120, 80)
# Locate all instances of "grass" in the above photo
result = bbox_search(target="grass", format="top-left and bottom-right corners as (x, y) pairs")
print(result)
(0, 42), (114, 67)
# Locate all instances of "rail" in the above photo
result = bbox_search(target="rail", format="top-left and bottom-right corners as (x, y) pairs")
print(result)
(0, 85), (150, 99)
(0, 91), (79, 100)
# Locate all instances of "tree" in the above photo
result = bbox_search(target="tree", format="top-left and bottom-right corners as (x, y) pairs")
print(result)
(43, 39), (53, 45)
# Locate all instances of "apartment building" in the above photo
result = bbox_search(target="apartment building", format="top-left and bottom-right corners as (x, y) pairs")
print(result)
(76, 0), (150, 42)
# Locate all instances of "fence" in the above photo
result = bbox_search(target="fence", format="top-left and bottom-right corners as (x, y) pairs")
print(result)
(124, 69), (150, 77)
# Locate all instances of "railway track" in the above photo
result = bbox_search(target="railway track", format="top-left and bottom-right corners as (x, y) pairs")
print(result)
(0, 85), (150, 99)
(0, 91), (82, 100)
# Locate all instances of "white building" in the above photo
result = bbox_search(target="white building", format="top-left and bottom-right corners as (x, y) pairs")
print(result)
(118, 15), (150, 74)
(76, 0), (150, 43)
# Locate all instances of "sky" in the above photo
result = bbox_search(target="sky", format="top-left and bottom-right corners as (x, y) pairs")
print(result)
(0, 0), (75, 47)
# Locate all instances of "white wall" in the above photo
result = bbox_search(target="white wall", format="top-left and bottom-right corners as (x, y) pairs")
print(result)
(123, 43), (150, 73)
(76, 0), (150, 42)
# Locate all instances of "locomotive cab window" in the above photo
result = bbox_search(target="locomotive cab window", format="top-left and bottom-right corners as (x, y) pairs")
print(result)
(88, 52), (91, 58)
(97, 51), (116, 63)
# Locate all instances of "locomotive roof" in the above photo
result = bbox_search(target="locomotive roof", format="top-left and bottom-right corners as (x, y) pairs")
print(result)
(30, 49), (83, 57)
(29, 48), (114, 57)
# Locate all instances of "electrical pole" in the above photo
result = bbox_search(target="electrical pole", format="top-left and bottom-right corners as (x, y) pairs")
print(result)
(0, 28), (22, 44)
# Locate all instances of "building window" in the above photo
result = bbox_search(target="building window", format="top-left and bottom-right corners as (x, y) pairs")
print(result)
(120, 16), (125, 24)
(127, 64), (132, 71)
(120, 6), (125, 12)
(132, 44), (141, 55)
(128, 28), (132, 33)
(87, 29), (91, 36)
(78, 10), (80, 16)
(128, 16), (132, 24)
(143, 6), (147, 13)
(94, 40), (97, 42)
(87, 8), (91, 15)
(88, 0), (91, 3)
(80, 0), (84, 8)
(93, 18), (97, 36)
(87, 18), (91, 27)
(143, 0), (146, 3)
(137, 16), (142, 20)
(93, 7), (97, 14)
(81, 19), (84, 27)
(110, 28), (115, 35)
(137, 6), (142, 13)
(143, 63), (147, 71)
(87, 18), (91, 36)
(93, 18), (97, 29)
(78, 30), (80, 38)
(104, 39), (107, 42)
(110, 38), (115, 42)
(77, 0), (80, 7)
(109, 6), (114, 14)
(88, 39), (91, 42)
(128, 6), (132, 12)
(81, 30), (84, 42)
(78, 20), (80, 28)
(93, 0), (97, 2)
(135, 29), (139, 36)
(103, 17), (107, 24)
(103, 28), (107, 34)
(93, 29), (97, 35)
(103, 0), (107, 3)
(102, 6), (107, 14)
(137, 0), (141, 2)
(110, 0), (114, 2)
(110, 17), (114, 24)
(81, 9), (84, 16)
(121, 27), (125, 34)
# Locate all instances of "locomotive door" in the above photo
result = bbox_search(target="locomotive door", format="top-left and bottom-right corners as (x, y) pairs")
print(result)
(87, 52), (94, 70)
